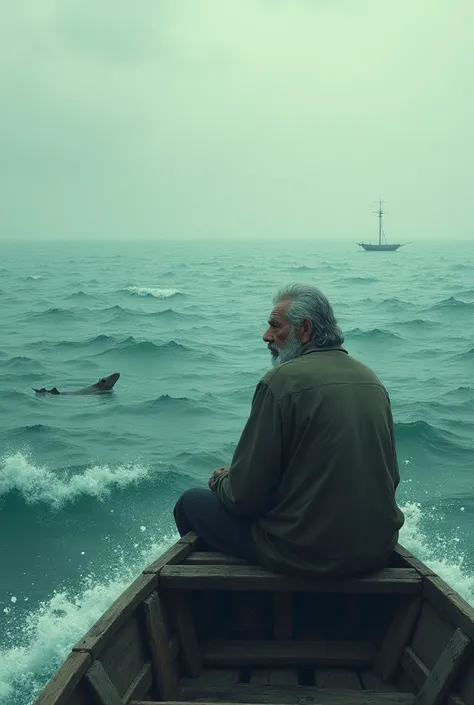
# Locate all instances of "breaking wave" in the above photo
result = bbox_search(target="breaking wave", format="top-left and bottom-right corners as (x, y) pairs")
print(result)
(123, 286), (183, 299)
(0, 452), (151, 509)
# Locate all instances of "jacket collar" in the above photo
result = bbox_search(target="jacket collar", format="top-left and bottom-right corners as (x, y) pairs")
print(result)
(297, 342), (348, 358)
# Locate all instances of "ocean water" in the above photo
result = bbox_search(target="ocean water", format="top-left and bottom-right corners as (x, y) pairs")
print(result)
(1, 238), (474, 704)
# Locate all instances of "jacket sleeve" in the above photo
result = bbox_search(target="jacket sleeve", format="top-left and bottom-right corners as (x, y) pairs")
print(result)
(214, 381), (283, 516)
(386, 391), (400, 490)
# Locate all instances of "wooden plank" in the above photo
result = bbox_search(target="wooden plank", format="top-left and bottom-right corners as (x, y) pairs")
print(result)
(424, 577), (474, 643)
(393, 546), (437, 577)
(374, 597), (422, 682)
(179, 669), (241, 686)
(251, 668), (299, 685)
(411, 601), (455, 670)
(168, 590), (202, 677)
(72, 572), (158, 659)
(398, 649), (468, 705)
(414, 628), (472, 705)
(398, 671), (418, 694)
(183, 552), (249, 565)
(274, 592), (293, 639)
(179, 531), (201, 546)
(142, 535), (198, 574)
(202, 639), (376, 667)
(74, 540), (195, 660)
(160, 565), (422, 594)
(63, 683), (96, 705)
(32, 651), (92, 705)
(143, 591), (179, 699)
(315, 668), (361, 689)
(133, 699), (415, 705)
(84, 660), (123, 705)
(401, 647), (430, 689)
(146, 685), (416, 704)
(99, 610), (149, 697)
(123, 662), (153, 704)
(360, 670), (397, 692)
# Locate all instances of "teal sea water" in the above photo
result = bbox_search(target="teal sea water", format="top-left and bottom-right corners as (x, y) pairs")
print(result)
(1, 239), (474, 704)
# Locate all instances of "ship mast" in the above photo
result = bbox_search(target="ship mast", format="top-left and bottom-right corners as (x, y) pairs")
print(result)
(373, 199), (384, 246)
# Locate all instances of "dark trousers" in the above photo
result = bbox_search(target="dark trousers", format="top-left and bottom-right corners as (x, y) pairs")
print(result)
(173, 487), (256, 560)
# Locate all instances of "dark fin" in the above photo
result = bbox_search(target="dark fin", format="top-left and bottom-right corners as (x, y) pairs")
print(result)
(50, 387), (60, 395)
(33, 388), (47, 394)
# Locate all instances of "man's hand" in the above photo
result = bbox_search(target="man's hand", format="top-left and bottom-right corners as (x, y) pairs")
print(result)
(208, 466), (228, 491)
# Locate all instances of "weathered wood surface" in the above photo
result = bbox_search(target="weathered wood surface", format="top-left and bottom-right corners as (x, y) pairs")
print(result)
(250, 668), (299, 685)
(143, 591), (179, 700)
(396, 647), (466, 705)
(360, 670), (397, 692)
(123, 661), (153, 704)
(72, 573), (158, 659)
(32, 651), (92, 705)
(202, 639), (376, 667)
(134, 699), (415, 705)
(84, 660), (123, 705)
(401, 647), (430, 690)
(393, 546), (437, 577)
(147, 684), (416, 704)
(411, 602), (456, 670)
(142, 535), (199, 574)
(273, 592), (293, 639)
(168, 589), (202, 676)
(315, 668), (361, 689)
(160, 565), (422, 593)
(99, 611), (149, 697)
(180, 668), (241, 686)
(424, 576), (474, 643)
(183, 552), (249, 565)
(374, 597), (422, 682)
(62, 684), (97, 705)
(414, 628), (472, 705)
(73, 539), (195, 659)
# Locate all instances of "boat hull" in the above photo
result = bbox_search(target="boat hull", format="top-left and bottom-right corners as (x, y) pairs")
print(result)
(32, 534), (474, 705)
(358, 243), (402, 251)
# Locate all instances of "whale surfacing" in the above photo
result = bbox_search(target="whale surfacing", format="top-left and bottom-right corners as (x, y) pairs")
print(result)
(33, 372), (120, 395)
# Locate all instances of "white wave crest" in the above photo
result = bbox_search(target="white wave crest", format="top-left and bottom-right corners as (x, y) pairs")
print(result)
(0, 534), (178, 705)
(124, 286), (182, 298)
(399, 501), (474, 604)
(0, 452), (150, 509)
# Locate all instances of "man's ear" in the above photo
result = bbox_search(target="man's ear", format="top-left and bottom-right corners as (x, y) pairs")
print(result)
(298, 318), (313, 344)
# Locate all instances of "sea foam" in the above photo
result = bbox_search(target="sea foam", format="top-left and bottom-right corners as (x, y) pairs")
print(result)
(124, 286), (182, 299)
(0, 452), (151, 509)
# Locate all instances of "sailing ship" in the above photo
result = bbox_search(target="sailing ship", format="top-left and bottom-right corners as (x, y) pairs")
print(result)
(357, 200), (409, 251)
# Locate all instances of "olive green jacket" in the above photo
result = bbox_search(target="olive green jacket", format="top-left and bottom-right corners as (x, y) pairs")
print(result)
(215, 343), (404, 577)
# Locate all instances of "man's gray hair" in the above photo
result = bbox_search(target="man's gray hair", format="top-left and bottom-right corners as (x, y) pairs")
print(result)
(273, 283), (344, 348)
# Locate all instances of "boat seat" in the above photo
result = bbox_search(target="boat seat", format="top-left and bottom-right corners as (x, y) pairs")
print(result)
(133, 690), (415, 705)
(159, 562), (422, 594)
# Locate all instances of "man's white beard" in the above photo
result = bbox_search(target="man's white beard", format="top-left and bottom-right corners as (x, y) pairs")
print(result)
(269, 327), (304, 366)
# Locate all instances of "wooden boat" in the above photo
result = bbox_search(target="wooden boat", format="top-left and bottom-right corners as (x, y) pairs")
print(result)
(33, 532), (474, 705)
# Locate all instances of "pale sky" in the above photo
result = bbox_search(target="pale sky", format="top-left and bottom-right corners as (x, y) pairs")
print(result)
(1, 1), (473, 241)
